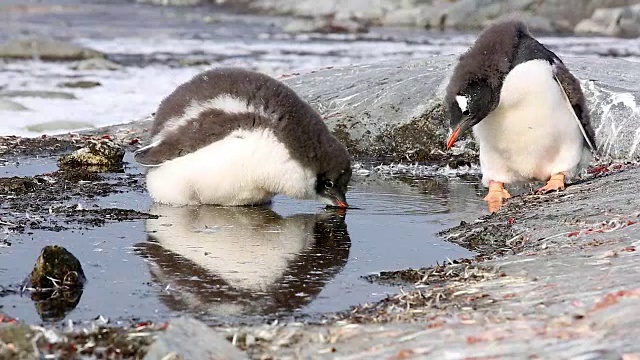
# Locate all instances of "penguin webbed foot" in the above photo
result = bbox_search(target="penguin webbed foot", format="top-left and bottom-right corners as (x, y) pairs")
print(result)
(483, 181), (511, 214)
(536, 173), (566, 194)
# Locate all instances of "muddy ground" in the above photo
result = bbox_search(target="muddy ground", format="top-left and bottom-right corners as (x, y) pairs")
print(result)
(1, 128), (640, 359)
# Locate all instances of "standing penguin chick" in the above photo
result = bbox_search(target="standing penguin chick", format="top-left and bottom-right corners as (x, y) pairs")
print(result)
(134, 68), (352, 208)
(445, 20), (597, 213)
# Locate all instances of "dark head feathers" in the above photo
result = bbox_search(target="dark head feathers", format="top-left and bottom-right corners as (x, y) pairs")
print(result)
(445, 20), (531, 107)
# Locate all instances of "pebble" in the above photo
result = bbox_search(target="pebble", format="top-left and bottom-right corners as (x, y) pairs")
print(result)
(59, 80), (102, 88)
(1, 90), (76, 100)
(0, 37), (104, 61)
(0, 98), (29, 111)
(143, 317), (249, 360)
(70, 58), (123, 71)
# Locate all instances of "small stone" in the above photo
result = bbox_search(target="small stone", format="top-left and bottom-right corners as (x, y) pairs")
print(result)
(70, 58), (123, 71)
(57, 139), (125, 172)
(177, 58), (211, 67)
(382, 7), (422, 27)
(0, 98), (29, 111)
(202, 15), (220, 23)
(0, 37), (104, 61)
(283, 18), (368, 34)
(1, 90), (76, 100)
(143, 317), (249, 360)
(25, 246), (86, 321)
(136, 0), (203, 5)
(575, 4), (640, 38)
(28, 245), (86, 290)
(0, 323), (37, 359)
(24, 120), (95, 133)
(59, 80), (102, 88)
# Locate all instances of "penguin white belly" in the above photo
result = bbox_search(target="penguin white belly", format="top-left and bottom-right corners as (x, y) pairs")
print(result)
(145, 128), (316, 206)
(472, 59), (589, 186)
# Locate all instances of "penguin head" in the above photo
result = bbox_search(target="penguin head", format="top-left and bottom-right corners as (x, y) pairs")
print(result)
(446, 81), (495, 149)
(315, 165), (351, 209)
(315, 166), (351, 208)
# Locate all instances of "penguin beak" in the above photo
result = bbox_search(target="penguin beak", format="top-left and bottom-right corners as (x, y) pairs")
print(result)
(331, 190), (349, 208)
(446, 118), (473, 150)
(322, 187), (349, 208)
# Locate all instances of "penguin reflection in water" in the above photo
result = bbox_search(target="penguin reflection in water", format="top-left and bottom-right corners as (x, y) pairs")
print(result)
(134, 68), (352, 208)
(445, 20), (597, 213)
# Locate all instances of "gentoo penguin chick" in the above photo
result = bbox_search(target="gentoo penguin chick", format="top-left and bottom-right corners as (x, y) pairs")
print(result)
(133, 68), (352, 208)
(445, 20), (597, 213)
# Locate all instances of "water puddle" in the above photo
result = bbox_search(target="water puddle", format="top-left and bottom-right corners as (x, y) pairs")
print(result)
(0, 157), (488, 326)
(0, 157), (59, 178)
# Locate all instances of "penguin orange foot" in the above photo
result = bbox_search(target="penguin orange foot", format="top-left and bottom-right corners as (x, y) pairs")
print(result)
(536, 173), (565, 194)
(483, 181), (511, 213)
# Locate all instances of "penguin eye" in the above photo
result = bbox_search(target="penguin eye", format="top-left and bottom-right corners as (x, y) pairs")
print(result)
(325, 180), (334, 188)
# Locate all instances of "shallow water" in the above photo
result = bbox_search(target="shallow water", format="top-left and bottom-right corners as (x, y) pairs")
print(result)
(0, 157), (486, 325)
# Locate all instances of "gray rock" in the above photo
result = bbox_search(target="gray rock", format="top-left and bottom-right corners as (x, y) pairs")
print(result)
(248, 0), (397, 23)
(59, 80), (101, 89)
(242, 0), (640, 32)
(1, 90), (77, 100)
(575, 4), (640, 38)
(0, 323), (37, 360)
(283, 18), (369, 34)
(143, 317), (249, 360)
(282, 55), (640, 162)
(57, 139), (125, 172)
(24, 121), (96, 133)
(0, 99), (29, 111)
(70, 58), (123, 71)
(283, 57), (452, 162)
(135, 0), (203, 5)
(488, 11), (557, 33)
(0, 37), (104, 61)
(381, 6), (425, 27)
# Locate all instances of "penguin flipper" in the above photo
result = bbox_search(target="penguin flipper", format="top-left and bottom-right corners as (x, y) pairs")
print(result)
(552, 62), (598, 152)
(133, 141), (168, 167)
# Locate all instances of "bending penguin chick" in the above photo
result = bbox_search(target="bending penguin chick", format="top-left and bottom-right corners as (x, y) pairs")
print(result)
(444, 20), (597, 213)
(134, 67), (352, 208)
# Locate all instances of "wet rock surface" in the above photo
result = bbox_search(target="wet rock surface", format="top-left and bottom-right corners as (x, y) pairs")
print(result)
(0, 99), (29, 112)
(286, 56), (640, 163)
(0, 135), (154, 234)
(27, 245), (86, 289)
(221, 163), (640, 359)
(57, 139), (126, 172)
(0, 37), (104, 61)
(576, 4), (640, 37)
(0, 316), (162, 359)
(0, 90), (77, 100)
(144, 317), (249, 360)
(237, 0), (640, 34)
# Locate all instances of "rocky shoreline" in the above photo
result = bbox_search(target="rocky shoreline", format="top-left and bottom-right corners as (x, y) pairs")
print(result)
(1, 3), (640, 358)
(137, 0), (640, 37)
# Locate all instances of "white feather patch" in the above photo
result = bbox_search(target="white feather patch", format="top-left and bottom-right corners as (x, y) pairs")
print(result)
(456, 95), (468, 112)
(144, 128), (317, 206)
(152, 94), (272, 143)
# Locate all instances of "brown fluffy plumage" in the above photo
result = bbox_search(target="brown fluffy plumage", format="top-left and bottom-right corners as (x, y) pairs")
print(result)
(135, 67), (352, 186)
